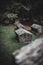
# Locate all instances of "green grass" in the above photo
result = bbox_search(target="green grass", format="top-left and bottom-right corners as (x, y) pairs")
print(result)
(0, 25), (37, 65)
(1, 26), (25, 51)
(0, 25), (26, 65)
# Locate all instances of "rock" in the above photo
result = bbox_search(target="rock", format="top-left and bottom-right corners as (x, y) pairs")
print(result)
(12, 37), (43, 65)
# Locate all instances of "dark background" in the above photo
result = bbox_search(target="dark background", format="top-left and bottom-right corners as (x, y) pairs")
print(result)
(0, 0), (43, 25)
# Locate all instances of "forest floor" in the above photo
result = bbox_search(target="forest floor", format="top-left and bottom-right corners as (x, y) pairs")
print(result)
(0, 25), (37, 65)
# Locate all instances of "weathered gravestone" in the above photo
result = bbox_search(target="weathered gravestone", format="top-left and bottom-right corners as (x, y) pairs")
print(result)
(31, 24), (43, 35)
(15, 28), (33, 43)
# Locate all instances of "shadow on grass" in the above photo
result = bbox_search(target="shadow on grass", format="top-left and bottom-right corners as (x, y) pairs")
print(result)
(0, 41), (18, 65)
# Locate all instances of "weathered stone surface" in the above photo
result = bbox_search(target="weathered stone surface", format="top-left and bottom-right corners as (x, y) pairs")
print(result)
(15, 28), (33, 43)
(12, 37), (43, 65)
(31, 24), (43, 35)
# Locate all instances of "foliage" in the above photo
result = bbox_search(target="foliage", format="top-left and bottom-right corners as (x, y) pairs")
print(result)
(0, 0), (43, 25)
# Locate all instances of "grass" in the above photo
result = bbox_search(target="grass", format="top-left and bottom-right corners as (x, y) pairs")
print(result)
(0, 25), (26, 65)
(0, 25), (37, 65)
(1, 26), (25, 51)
